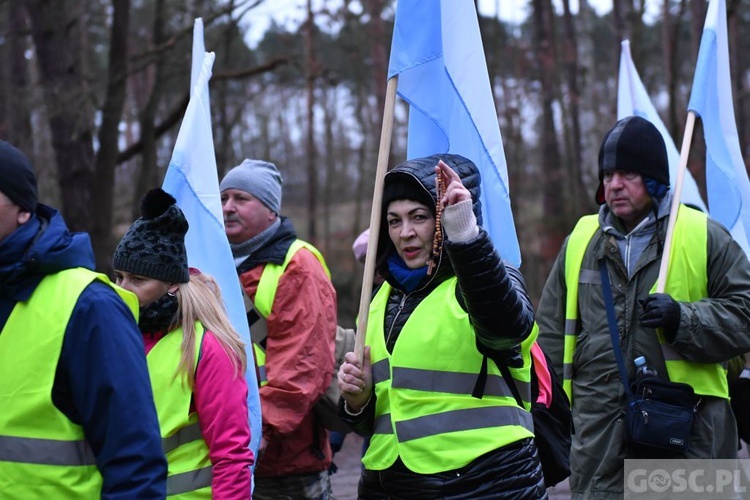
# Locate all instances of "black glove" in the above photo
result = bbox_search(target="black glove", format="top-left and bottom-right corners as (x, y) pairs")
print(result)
(639, 293), (681, 340)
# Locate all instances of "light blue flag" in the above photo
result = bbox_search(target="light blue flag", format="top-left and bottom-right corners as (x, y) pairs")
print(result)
(687, 0), (750, 253)
(618, 40), (707, 212)
(388, 0), (521, 266)
(162, 19), (262, 463)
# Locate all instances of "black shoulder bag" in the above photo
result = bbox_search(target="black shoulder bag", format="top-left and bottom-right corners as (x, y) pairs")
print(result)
(600, 260), (698, 455)
(495, 350), (572, 487)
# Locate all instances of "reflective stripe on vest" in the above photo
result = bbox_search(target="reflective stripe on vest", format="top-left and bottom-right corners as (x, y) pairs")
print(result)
(362, 278), (535, 475)
(562, 215), (599, 402)
(0, 268), (138, 498)
(254, 344), (268, 386)
(563, 207), (728, 400)
(147, 322), (212, 498)
(251, 239), (329, 387)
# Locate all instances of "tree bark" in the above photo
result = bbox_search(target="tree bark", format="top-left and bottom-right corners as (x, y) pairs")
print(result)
(92, 0), (131, 272)
(532, 0), (566, 269)
(560, 0), (585, 218)
(3, 3), (33, 149)
(662, 0), (688, 140)
(305, 0), (318, 243)
(727, 0), (747, 168)
(611, 0), (629, 45)
(26, 0), (96, 234)
(132, 0), (166, 220)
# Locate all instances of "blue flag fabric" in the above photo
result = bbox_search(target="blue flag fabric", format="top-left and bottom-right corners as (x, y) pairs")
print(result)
(387, 0), (521, 266)
(687, 0), (750, 253)
(162, 19), (262, 462)
(618, 40), (707, 212)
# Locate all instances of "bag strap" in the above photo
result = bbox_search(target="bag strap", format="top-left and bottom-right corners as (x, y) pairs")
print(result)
(599, 260), (633, 398)
(242, 287), (269, 346)
(495, 358), (525, 408)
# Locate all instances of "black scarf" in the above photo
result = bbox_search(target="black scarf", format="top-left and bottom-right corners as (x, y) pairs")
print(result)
(139, 293), (179, 334)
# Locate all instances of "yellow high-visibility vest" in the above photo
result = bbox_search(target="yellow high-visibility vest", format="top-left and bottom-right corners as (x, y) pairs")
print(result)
(563, 206), (727, 402)
(147, 321), (213, 498)
(362, 278), (535, 474)
(0, 268), (138, 498)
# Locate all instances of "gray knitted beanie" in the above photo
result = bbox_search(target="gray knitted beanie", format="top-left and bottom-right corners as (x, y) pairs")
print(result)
(113, 188), (190, 283)
(220, 159), (283, 214)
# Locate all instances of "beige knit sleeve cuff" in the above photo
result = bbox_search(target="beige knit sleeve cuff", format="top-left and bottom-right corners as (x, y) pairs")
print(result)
(442, 199), (478, 242)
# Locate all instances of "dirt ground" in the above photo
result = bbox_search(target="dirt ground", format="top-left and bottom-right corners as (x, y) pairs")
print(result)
(329, 434), (750, 500)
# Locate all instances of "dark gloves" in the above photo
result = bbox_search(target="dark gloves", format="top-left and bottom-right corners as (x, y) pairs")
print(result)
(639, 293), (681, 340)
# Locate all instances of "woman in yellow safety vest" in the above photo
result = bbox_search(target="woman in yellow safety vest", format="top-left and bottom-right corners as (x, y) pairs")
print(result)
(113, 188), (253, 499)
(338, 155), (546, 498)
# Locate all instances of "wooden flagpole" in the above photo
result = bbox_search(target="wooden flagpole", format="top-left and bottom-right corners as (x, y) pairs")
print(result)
(656, 111), (696, 293)
(354, 76), (399, 361)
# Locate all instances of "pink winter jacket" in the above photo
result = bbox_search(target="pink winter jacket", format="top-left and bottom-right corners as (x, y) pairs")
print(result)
(143, 330), (254, 499)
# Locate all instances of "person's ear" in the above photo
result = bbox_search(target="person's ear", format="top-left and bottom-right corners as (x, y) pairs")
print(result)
(18, 211), (31, 225)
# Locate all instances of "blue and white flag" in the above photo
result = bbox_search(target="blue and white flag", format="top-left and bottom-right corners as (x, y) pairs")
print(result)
(618, 40), (707, 212)
(687, 0), (750, 253)
(388, 0), (521, 266)
(162, 18), (262, 460)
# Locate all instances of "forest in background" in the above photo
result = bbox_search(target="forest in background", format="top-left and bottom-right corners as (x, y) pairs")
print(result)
(1, 0), (749, 324)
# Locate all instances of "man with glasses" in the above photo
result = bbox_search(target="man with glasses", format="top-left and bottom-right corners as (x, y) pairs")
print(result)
(536, 116), (750, 499)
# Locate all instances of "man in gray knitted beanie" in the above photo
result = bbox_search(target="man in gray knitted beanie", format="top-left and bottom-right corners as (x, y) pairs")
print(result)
(220, 159), (338, 498)
(221, 159), (283, 214)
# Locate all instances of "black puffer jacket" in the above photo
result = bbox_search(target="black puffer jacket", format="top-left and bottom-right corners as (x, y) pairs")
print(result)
(341, 154), (544, 499)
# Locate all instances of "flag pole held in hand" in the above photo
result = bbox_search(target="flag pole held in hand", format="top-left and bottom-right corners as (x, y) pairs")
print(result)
(656, 112), (695, 293)
(355, 76), (398, 362)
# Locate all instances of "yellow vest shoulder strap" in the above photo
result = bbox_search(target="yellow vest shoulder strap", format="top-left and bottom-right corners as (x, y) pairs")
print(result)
(254, 239), (329, 318)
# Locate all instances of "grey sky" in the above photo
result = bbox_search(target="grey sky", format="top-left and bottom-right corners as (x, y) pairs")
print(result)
(242, 0), (622, 48)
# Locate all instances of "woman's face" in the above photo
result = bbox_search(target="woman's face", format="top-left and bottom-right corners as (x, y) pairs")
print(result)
(386, 199), (436, 269)
(114, 270), (175, 308)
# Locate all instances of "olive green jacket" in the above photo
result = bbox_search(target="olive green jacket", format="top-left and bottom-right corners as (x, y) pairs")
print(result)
(537, 195), (750, 499)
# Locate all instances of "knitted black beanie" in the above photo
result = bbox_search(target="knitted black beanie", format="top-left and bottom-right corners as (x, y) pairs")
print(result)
(0, 141), (37, 212)
(113, 188), (190, 283)
(382, 173), (436, 215)
(595, 116), (669, 204)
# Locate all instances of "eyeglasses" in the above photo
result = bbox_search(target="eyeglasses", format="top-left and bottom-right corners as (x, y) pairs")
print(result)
(602, 170), (640, 183)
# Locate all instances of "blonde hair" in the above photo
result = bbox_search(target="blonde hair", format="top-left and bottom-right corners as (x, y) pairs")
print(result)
(170, 272), (247, 389)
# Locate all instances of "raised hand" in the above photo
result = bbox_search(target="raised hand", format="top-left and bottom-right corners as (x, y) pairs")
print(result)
(435, 160), (471, 208)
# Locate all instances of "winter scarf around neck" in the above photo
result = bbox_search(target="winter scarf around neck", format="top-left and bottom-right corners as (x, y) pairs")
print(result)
(387, 253), (428, 294)
(229, 218), (281, 263)
(139, 292), (179, 334)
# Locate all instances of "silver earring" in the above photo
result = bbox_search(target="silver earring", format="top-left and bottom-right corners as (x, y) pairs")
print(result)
(167, 290), (176, 297)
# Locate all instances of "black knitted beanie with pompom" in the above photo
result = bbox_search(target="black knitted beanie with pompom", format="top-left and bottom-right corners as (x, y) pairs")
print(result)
(113, 188), (190, 283)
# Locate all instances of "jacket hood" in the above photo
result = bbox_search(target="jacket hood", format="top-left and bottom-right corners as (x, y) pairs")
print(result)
(376, 154), (481, 284)
(0, 203), (95, 300)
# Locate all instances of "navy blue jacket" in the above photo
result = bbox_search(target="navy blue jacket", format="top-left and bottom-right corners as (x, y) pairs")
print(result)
(0, 204), (166, 498)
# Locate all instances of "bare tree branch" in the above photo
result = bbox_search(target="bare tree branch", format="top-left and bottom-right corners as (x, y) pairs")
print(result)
(117, 56), (288, 164)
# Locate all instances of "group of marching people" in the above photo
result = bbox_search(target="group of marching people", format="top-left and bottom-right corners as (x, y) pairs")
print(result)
(2, 113), (750, 500)
(337, 116), (750, 499)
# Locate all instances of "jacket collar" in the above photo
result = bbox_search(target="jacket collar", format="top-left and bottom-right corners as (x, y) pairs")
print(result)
(236, 216), (297, 274)
(0, 204), (95, 301)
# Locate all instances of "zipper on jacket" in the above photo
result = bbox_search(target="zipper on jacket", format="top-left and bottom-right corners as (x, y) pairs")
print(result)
(385, 292), (408, 349)
(624, 233), (632, 274)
